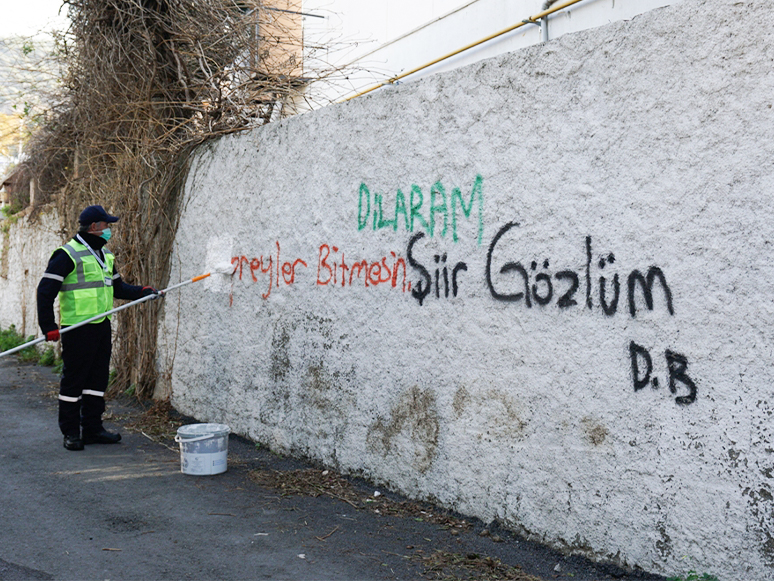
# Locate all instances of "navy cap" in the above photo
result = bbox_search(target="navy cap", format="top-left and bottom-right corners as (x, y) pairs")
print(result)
(78, 205), (119, 225)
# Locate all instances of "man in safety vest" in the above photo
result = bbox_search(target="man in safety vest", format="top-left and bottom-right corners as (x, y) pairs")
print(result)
(37, 205), (161, 451)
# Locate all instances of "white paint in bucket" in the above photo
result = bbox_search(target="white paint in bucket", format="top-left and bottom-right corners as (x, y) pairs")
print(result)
(175, 423), (231, 475)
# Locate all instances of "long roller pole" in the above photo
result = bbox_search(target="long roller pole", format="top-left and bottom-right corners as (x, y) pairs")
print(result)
(0, 273), (211, 359)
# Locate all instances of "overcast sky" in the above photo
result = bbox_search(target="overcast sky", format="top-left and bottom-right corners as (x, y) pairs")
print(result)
(0, 0), (69, 38)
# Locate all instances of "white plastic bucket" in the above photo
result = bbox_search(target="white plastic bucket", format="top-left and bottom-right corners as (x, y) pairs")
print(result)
(175, 423), (231, 476)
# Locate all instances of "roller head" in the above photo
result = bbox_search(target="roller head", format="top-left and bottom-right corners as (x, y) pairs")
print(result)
(210, 262), (236, 275)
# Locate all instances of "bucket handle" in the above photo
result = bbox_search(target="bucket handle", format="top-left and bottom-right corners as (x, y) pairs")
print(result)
(175, 433), (220, 443)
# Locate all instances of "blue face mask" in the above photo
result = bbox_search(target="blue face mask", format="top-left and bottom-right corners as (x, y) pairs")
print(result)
(100, 228), (112, 241)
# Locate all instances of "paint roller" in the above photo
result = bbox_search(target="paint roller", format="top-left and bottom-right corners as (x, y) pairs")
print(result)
(0, 272), (215, 359)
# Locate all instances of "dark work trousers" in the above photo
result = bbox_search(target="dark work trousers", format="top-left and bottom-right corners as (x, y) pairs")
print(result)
(59, 319), (112, 437)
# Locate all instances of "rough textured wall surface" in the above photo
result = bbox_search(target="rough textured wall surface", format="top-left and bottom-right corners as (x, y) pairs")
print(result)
(158, 0), (774, 577)
(0, 210), (62, 337)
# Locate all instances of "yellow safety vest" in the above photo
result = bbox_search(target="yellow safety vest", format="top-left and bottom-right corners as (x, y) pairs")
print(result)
(58, 239), (115, 326)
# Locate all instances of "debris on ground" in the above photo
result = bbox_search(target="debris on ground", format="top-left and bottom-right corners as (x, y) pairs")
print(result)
(413, 549), (546, 581)
(248, 467), (473, 532)
(114, 399), (187, 450)
(245, 468), (543, 580)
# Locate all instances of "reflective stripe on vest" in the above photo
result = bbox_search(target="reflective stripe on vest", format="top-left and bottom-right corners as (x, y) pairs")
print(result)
(58, 240), (115, 326)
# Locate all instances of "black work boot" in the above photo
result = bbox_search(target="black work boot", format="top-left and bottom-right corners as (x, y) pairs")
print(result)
(63, 435), (84, 451)
(82, 429), (122, 445)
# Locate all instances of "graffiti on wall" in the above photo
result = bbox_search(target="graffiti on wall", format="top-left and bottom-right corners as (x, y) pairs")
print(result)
(317, 245), (409, 291)
(406, 232), (467, 305)
(629, 342), (697, 405)
(231, 243), (410, 299)
(231, 242), (308, 300)
(484, 223), (674, 317)
(358, 176), (485, 244)
(482, 221), (695, 405)
(229, 176), (698, 404)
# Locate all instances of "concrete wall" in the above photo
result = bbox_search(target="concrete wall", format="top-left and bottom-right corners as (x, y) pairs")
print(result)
(0, 208), (62, 337)
(158, 0), (774, 577)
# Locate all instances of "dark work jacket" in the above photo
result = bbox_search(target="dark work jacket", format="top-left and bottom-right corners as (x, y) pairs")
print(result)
(37, 232), (145, 334)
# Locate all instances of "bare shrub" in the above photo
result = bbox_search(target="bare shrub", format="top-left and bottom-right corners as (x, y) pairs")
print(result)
(22, 0), (344, 397)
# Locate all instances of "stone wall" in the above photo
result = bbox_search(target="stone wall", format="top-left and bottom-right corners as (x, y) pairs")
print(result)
(157, 0), (774, 577)
(0, 208), (62, 338)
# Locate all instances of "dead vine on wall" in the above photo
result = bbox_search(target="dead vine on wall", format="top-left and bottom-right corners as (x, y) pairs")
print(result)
(22, 0), (342, 398)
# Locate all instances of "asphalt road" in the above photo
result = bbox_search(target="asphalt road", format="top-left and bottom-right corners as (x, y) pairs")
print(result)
(0, 358), (666, 581)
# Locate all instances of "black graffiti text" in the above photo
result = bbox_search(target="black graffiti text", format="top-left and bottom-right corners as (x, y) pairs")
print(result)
(407, 232), (468, 306)
(486, 222), (674, 317)
(629, 341), (697, 405)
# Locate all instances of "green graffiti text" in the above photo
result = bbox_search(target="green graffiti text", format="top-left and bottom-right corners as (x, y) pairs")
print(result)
(357, 176), (484, 244)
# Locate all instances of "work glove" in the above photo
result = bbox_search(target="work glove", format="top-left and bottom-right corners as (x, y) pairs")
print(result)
(45, 328), (60, 342)
(141, 286), (164, 300)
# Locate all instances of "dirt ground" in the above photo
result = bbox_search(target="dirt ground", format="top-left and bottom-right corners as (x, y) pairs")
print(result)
(1, 359), (667, 581)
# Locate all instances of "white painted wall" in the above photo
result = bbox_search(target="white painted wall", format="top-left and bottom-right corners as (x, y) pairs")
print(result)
(158, 0), (774, 578)
(304, 0), (680, 102)
(0, 209), (61, 338)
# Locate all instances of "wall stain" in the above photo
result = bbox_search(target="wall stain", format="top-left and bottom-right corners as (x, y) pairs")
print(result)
(581, 416), (608, 446)
(452, 386), (527, 441)
(744, 483), (774, 567)
(303, 361), (356, 456)
(655, 523), (672, 559)
(260, 313), (357, 468)
(270, 320), (292, 382)
(305, 362), (354, 413)
(269, 312), (336, 384)
(302, 312), (336, 348)
(307, 363), (330, 392)
(452, 386), (470, 418)
(367, 386), (439, 474)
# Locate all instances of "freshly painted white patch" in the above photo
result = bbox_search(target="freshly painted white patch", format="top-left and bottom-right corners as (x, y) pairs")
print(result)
(203, 235), (234, 293)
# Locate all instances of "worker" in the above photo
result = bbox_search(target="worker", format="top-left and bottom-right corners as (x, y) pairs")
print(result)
(37, 205), (162, 451)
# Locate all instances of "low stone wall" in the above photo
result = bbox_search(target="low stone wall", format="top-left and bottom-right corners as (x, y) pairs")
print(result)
(157, 0), (774, 577)
(0, 208), (62, 339)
